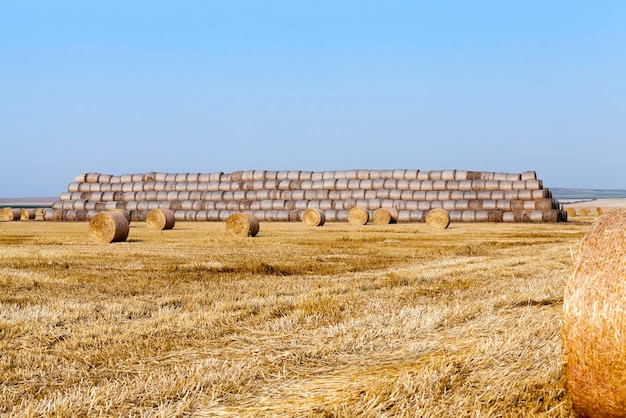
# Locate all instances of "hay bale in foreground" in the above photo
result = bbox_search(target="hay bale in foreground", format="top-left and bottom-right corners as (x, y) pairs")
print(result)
(0, 208), (21, 221)
(302, 208), (325, 226)
(425, 208), (450, 229)
(88, 212), (129, 243)
(347, 207), (369, 225)
(146, 208), (175, 230)
(563, 210), (626, 417)
(372, 208), (398, 224)
(226, 213), (259, 237)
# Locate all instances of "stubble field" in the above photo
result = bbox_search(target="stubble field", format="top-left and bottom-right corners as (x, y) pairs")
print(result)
(0, 218), (594, 417)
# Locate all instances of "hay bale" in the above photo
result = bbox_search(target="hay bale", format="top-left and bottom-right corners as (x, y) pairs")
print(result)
(146, 208), (176, 230)
(88, 212), (129, 243)
(0, 208), (21, 221)
(226, 213), (259, 237)
(578, 208), (590, 216)
(373, 208), (398, 225)
(20, 209), (36, 220)
(565, 207), (577, 218)
(348, 207), (369, 225)
(425, 208), (450, 229)
(563, 210), (626, 417)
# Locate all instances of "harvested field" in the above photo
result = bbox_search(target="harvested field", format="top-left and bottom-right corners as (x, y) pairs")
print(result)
(0, 220), (589, 416)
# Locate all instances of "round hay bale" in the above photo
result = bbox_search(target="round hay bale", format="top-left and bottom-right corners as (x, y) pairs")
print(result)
(302, 208), (326, 226)
(425, 208), (450, 229)
(565, 207), (577, 218)
(0, 208), (21, 221)
(347, 207), (369, 225)
(592, 207), (604, 216)
(20, 209), (36, 221)
(578, 208), (590, 216)
(146, 208), (175, 230)
(373, 208), (398, 225)
(563, 210), (626, 417)
(226, 213), (259, 237)
(88, 212), (129, 243)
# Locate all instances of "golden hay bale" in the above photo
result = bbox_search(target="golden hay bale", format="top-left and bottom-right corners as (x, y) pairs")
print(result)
(302, 208), (325, 226)
(146, 208), (176, 230)
(578, 208), (590, 216)
(565, 207), (577, 219)
(226, 213), (259, 237)
(563, 209), (626, 417)
(88, 212), (129, 243)
(20, 209), (36, 220)
(592, 207), (604, 216)
(372, 208), (398, 225)
(425, 208), (450, 229)
(347, 207), (369, 225)
(0, 207), (21, 221)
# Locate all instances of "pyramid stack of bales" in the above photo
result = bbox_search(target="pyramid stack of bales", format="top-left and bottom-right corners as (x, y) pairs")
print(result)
(47, 169), (566, 223)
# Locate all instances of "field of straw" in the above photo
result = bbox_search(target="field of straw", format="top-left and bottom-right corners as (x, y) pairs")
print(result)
(0, 218), (594, 417)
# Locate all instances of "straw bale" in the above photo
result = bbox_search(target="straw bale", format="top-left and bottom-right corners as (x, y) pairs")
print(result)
(404, 201), (418, 211)
(425, 191), (439, 201)
(565, 207), (577, 218)
(20, 208), (35, 221)
(0, 208), (22, 221)
(226, 213), (259, 237)
(520, 170), (536, 180)
(487, 210), (504, 222)
(441, 169), (456, 180)
(454, 170), (468, 180)
(348, 207), (369, 225)
(524, 180), (543, 190)
(492, 191), (505, 200)
(542, 210), (559, 222)
(454, 200), (469, 210)
(420, 180), (434, 191)
(418, 201), (432, 211)
(416, 171), (430, 180)
(409, 210), (425, 222)
(310, 171), (323, 181)
(318, 200), (333, 210)
(484, 180), (500, 190)
(475, 210), (489, 222)
(592, 207), (604, 216)
(373, 208), (398, 224)
(563, 210), (626, 416)
(357, 169), (371, 179)
(468, 200), (483, 211)
(461, 210), (476, 222)
(530, 189), (549, 200)
(241, 170), (255, 181)
(372, 179), (386, 189)
(429, 170), (443, 180)
(464, 170), (481, 180)
(146, 208), (176, 230)
(496, 200), (512, 211)
(173, 210), (186, 221)
(397, 210), (411, 222)
(425, 208), (450, 229)
(88, 212), (129, 243)
(302, 208), (325, 226)
(449, 210), (463, 222)
(369, 169), (382, 179)
(392, 169), (406, 179)
(404, 169), (419, 180)
(389, 189), (402, 200)
(196, 210), (208, 221)
(399, 190), (413, 200)
(346, 169), (358, 180)
(184, 211), (197, 221)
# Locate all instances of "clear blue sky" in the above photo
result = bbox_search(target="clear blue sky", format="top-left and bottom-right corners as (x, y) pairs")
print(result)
(1, 1), (625, 197)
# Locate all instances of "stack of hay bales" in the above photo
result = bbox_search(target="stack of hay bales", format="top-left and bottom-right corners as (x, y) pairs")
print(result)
(49, 169), (566, 223)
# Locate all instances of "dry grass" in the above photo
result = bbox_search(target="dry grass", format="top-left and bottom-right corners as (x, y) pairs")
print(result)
(0, 220), (590, 417)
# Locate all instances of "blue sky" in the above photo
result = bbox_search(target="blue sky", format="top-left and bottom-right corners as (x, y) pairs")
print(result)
(1, 1), (625, 197)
